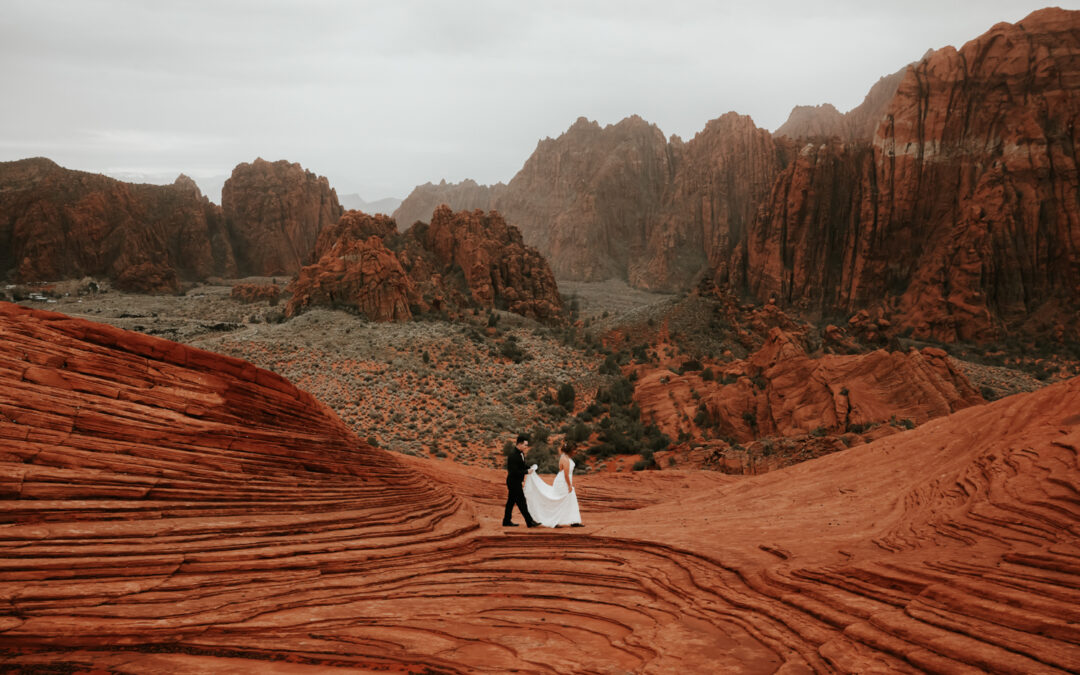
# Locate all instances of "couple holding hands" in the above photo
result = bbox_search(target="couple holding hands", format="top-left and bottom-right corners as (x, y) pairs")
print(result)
(502, 433), (583, 528)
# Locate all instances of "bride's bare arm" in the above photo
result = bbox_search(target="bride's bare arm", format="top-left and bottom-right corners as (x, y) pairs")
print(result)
(561, 455), (573, 492)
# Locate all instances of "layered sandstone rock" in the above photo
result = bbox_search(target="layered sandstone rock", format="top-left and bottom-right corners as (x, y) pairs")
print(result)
(648, 112), (790, 290)
(0, 158), (234, 292)
(749, 9), (1080, 342)
(3, 301), (1078, 673)
(221, 158), (343, 277)
(287, 208), (562, 321)
(496, 115), (673, 282)
(635, 327), (982, 444)
(392, 178), (503, 229)
(421, 205), (562, 319)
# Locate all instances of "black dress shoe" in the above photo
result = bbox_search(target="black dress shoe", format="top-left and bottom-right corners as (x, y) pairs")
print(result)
(503, 522), (519, 527)
(526, 521), (540, 528)
(571, 523), (584, 527)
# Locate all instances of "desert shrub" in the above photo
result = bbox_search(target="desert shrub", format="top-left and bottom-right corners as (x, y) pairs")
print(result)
(596, 376), (634, 407)
(810, 426), (826, 437)
(526, 443), (558, 473)
(500, 339), (527, 363)
(681, 359), (702, 372)
(599, 354), (620, 375)
(545, 405), (568, 420)
(693, 402), (710, 427)
(980, 385), (997, 401)
(750, 374), (768, 390)
(742, 411), (758, 431)
(531, 425), (550, 444)
(701, 367), (715, 381)
(557, 382), (576, 410)
(566, 421), (591, 444)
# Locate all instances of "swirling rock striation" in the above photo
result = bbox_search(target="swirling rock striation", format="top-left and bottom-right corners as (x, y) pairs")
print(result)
(1, 303), (1078, 673)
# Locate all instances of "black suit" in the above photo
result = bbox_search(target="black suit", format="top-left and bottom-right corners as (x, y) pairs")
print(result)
(503, 449), (536, 526)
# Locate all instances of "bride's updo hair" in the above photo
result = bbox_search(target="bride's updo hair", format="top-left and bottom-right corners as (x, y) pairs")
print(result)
(560, 441), (576, 457)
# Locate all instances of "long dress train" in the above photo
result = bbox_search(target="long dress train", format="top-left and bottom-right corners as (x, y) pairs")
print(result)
(523, 458), (581, 527)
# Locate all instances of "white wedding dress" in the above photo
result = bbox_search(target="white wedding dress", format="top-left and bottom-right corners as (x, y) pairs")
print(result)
(524, 457), (581, 527)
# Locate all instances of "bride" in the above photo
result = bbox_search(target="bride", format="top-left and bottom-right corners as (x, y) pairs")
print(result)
(524, 443), (583, 527)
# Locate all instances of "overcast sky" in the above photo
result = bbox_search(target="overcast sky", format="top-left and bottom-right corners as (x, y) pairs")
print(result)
(1, 1), (1071, 201)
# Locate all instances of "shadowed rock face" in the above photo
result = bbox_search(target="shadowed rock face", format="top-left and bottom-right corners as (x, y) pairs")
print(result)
(287, 208), (562, 321)
(222, 158), (343, 277)
(0, 158), (235, 292)
(2, 302), (1079, 672)
(751, 8), (1080, 341)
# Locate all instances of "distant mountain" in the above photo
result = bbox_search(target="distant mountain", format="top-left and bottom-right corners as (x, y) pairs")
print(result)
(103, 171), (228, 204)
(392, 8), (1080, 343)
(339, 193), (402, 216)
(774, 68), (906, 142)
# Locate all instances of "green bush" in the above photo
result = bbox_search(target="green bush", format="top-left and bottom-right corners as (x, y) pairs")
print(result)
(557, 382), (576, 410)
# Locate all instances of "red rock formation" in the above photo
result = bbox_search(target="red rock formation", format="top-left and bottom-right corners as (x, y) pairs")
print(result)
(421, 205), (562, 319)
(497, 115), (674, 282)
(288, 208), (562, 321)
(745, 9), (1080, 342)
(2, 301), (1078, 673)
(286, 235), (415, 321)
(648, 112), (790, 290)
(221, 158), (343, 277)
(0, 158), (235, 292)
(391, 178), (503, 229)
(230, 282), (282, 304)
(635, 327), (982, 445)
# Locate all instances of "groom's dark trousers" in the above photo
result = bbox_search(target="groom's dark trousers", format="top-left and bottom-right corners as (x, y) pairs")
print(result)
(504, 450), (536, 526)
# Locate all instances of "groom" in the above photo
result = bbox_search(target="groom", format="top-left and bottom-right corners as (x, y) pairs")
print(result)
(503, 433), (538, 528)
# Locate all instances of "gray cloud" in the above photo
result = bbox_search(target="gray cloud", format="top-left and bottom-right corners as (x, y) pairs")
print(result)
(1, 0), (1070, 201)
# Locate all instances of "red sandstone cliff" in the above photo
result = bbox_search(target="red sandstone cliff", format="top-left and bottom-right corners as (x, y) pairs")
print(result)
(497, 115), (674, 282)
(221, 158), (343, 277)
(748, 8), (1080, 341)
(0, 158), (234, 292)
(287, 208), (562, 321)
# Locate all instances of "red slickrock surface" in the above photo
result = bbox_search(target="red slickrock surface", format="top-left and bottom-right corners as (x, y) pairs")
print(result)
(2, 302), (1079, 673)
(288, 208), (561, 321)
(221, 158), (343, 277)
(636, 327), (982, 444)
(0, 158), (235, 292)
